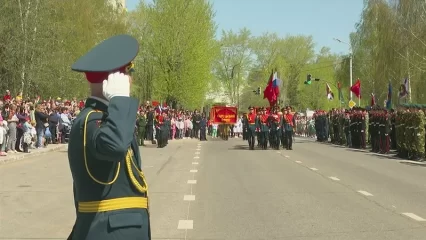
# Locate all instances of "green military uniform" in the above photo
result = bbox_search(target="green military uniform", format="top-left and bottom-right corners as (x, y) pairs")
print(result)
(67, 35), (150, 240)
(137, 112), (147, 146)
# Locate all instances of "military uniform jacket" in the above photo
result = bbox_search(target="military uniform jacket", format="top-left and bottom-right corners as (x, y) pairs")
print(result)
(137, 115), (147, 131)
(68, 97), (150, 240)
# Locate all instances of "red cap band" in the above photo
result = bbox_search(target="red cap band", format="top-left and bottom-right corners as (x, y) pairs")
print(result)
(84, 65), (128, 83)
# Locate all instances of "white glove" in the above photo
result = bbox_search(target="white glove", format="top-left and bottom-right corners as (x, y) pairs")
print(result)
(102, 72), (130, 101)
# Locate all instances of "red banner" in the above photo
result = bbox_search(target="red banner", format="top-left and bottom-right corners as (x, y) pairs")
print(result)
(210, 106), (238, 124)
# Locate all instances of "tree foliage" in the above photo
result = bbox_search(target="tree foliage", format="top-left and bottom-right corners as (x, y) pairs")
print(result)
(335, 0), (426, 106)
(0, 0), (127, 99)
(129, 0), (217, 109)
(4, 0), (421, 110)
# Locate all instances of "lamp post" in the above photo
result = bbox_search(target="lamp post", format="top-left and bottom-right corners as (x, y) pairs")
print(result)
(333, 38), (353, 101)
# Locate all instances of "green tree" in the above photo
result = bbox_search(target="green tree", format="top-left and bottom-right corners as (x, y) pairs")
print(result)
(130, 0), (217, 109)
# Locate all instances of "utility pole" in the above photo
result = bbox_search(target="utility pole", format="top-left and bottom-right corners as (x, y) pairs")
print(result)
(334, 38), (353, 101)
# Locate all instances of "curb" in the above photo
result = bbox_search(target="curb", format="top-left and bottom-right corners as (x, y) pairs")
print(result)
(399, 160), (426, 166)
(0, 145), (67, 165)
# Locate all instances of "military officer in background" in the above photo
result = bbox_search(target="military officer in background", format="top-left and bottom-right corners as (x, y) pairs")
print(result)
(67, 35), (150, 240)
(137, 109), (147, 146)
(146, 105), (156, 144)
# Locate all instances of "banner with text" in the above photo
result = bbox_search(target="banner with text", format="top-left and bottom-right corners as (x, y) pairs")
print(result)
(210, 106), (238, 124)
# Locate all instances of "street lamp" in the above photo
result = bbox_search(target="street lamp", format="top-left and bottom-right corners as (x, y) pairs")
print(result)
(333, 38), (353, 101)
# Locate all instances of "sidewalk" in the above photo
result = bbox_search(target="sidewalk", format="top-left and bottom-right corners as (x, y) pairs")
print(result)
(0, 144), (67, 165)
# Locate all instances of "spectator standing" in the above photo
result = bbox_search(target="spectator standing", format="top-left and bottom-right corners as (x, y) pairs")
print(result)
(7, 106), (19, 153)
(34, 104), (49, 148)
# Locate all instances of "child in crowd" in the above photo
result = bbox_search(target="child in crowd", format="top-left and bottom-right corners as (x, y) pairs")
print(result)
(212, 123), (218, 138)
(22, 117), (33, 153)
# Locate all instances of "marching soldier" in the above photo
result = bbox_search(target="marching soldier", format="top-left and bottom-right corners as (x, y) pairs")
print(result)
(269, 107), (280, 150)
(281, 107), (287, 148)
(247, 106), (257, 150)
(260, 107), (270, 149)
(283, 106), (295, 150)
(67, 35), (150, 240)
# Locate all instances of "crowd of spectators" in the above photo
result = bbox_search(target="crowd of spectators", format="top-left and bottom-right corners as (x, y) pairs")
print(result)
(0, 90), (80, 156)
(0, 92), (247, 156)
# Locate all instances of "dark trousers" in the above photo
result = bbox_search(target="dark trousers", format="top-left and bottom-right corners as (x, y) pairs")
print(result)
(61, 126), (68, 143)
(346, 132), (352, 147)
(193, 126), (200, 139)
(285, 130), (293, 149)
(146, 125), (154, 141)
(200, 128), (206, 140)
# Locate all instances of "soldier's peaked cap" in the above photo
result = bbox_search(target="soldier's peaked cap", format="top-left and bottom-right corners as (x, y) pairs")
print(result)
(71, 34), (139, 83)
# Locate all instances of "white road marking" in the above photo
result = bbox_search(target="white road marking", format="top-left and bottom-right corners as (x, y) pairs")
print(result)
(357, 190), (373, 196)
(193, 156), (200, 159)
(284, 155), (290, 158)
(190, 169), (198, 173)
(177, 220), (194, 229)
(196, 148), (201, 150)
(310, 167), (318, 171)
(195, 152), (200, 155)
(192, 162), (199, 165)
(184, 195), (196, 201)
(276, 151), (281, 154)
(402, 213), (426, 221)
(187, 180), (197, 184)
(143, 166), (154, 168)
(295, 161), (302, 164)
(329, 176), (340, 181)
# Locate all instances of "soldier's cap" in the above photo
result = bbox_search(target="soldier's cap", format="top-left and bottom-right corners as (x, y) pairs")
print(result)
(71, 34), (139, 83)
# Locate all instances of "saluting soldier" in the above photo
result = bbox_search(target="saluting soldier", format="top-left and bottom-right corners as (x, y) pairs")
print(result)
(67, 35), (150, 240)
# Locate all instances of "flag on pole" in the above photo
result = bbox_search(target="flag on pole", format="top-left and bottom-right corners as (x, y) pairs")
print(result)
(350, 79), (361, 98)
(399, 78), (409, 99)
(386, 81), (392, 109)
(263, 70), (279, 106)
(326, 83), (334, 100)
(370, 93), (376, 106)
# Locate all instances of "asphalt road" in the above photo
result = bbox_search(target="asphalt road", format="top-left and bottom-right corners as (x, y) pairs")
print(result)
(1, 137), (426, 239)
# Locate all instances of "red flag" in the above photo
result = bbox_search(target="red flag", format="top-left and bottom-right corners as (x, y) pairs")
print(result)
(370, 93), (376, 106)
(263, 70), (278, 106)
(350, 79), (361, 98)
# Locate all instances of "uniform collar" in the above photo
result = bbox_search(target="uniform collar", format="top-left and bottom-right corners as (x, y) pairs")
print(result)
(85, 97), (109, 112)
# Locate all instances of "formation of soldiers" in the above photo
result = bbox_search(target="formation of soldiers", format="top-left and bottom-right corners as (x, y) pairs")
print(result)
(313, 104), (426, 161)
(242, 105), (296, 150)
